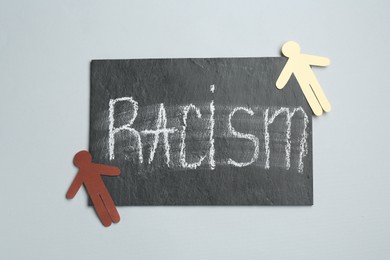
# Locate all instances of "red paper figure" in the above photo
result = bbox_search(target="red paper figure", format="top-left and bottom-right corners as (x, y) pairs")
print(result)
(66, 150), (121, 227)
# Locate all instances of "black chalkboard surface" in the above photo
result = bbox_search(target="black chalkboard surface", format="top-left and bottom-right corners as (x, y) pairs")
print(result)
(89, 58), (313, 205)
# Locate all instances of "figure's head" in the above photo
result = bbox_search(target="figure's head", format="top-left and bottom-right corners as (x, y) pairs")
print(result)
(73, 150), (92, 167)
(282, 41), (301, 57)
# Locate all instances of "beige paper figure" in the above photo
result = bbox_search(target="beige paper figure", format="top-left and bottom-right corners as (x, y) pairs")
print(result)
(276, 41), (331, 116)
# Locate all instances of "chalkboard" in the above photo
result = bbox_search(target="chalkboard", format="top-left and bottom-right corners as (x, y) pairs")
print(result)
(89, 58), (313, 205)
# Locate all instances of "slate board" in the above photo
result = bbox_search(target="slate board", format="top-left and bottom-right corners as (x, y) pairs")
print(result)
(89, 58), (313, 205)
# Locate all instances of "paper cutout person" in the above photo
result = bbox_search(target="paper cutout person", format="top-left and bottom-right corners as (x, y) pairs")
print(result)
(66, 150), (121, 227)
(276, 41), (331, 116)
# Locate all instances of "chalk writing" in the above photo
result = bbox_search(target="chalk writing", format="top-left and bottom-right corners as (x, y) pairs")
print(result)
(109, 97), (143, 162)
(227, 107), (259, 167)
(141, 103), (176, 165)
(180, 104), (206, 169)
(209, 85), (216, 170)
(107, 97), (309, 173)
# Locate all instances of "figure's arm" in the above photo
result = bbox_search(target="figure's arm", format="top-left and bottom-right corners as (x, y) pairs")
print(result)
(276, 62), (293, 89)
(66, 173), (84, 199)
(95, 164), (121, 176)
(302, 54), (330, 67)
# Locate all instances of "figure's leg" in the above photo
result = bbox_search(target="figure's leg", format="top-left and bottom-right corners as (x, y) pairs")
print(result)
(300, 83), (323, 116)
(100, 190), (120, 223)
(309, 77), (331, 112)
(90, 193), (112, 227)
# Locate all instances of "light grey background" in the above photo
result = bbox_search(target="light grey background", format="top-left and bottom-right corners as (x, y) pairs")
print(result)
(0, 1), (389, 259)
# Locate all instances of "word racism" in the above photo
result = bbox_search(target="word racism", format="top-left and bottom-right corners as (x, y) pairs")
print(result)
(108, 85), (309, 174)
